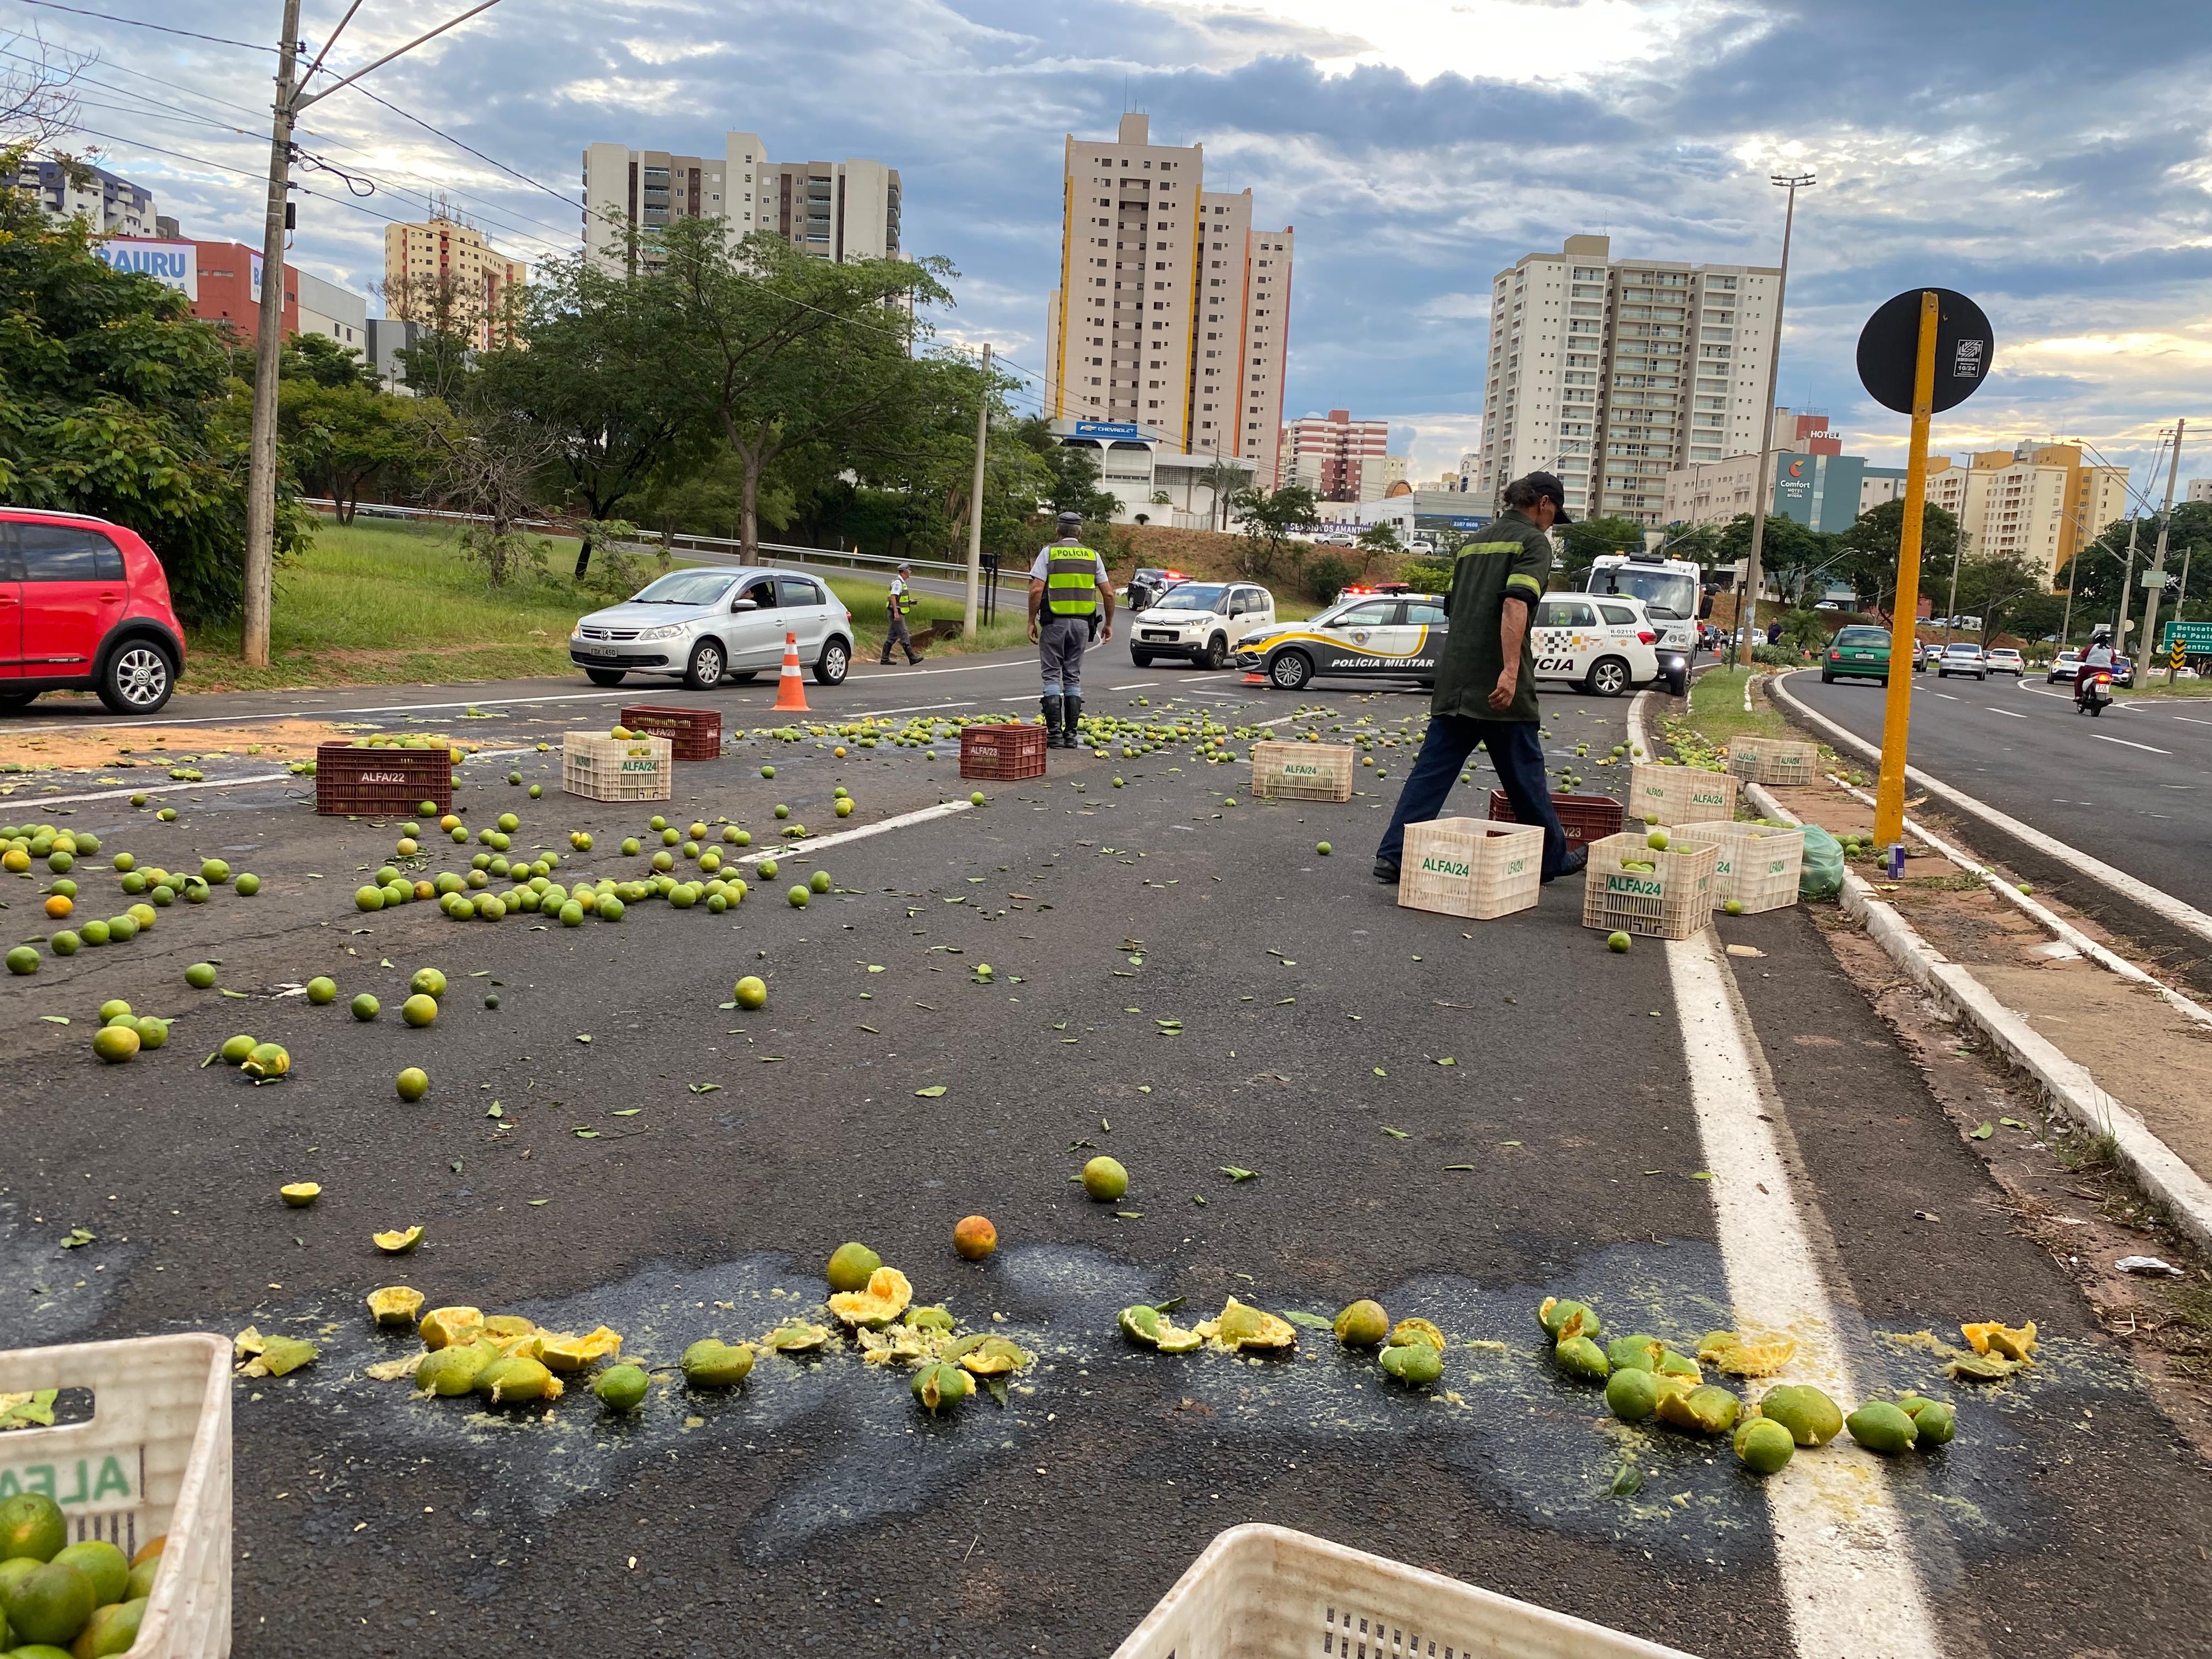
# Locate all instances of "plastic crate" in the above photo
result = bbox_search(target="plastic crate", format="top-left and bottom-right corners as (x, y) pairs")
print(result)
(313, 742), (452, 817)
(1397, 817), (1544, 919)
(1582, 830), (1720, 941)
(1114, 1524), (1695, 1659)
(619, 704), (722, 761)
(960, 723), (1048, 781)
(1250, 741), (1354, 802)
(561, 731), (673, 802)
(1486, 788), (1624, 853)
(1727, 735), (1819, 787)
(1628, 761), (1737, 826)
(0, 1333), (231, 1659)
(1706, 820), (1805, 913)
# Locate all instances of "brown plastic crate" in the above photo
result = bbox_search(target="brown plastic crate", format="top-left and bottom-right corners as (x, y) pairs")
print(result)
(314, 742), (452, 817)
(1486, 789), (1624, 853)
(562, 731), (673, 801)
(1250, 741), (1354, 802)
(620, 703), (723, 761)
(961, 723), (1047, 781)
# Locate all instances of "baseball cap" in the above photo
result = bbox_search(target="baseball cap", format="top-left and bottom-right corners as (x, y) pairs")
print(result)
(1517, 471), (1573, 523)
(1056, 510), (1084, 529)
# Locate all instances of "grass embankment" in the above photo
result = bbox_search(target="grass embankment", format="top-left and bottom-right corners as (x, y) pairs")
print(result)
(179, 519), (1023, 693)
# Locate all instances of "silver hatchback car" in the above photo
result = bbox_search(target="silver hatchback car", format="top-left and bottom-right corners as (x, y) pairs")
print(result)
(569, 567), (855, 690)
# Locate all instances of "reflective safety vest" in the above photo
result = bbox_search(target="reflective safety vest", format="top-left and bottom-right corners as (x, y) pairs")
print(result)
(1045, 545), (1102, 617)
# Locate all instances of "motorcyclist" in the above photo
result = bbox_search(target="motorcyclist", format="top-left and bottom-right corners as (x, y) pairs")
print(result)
(2078, 632), (2114, 709)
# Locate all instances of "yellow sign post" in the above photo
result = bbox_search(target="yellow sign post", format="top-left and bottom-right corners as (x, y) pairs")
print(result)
(1872, 293), (1941, 846)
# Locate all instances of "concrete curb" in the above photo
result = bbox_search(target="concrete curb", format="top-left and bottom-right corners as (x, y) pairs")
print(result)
(1742, 778), (2212, 1257)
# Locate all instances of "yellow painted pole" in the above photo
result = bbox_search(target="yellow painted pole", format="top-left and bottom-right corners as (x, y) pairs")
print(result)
(1874, 291), (1941, 846)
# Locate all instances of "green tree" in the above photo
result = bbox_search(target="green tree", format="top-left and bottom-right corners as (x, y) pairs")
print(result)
(278, 331), (373, 390)
(1355, 520), (1402, 578)
(1558, 514), (1649, 570)
(1012, 416), (1118, 522)
(1950, 551), (2057, 645)
(0, 145), (309, 621)
(1227, 482), (1320, 579)
(276, 380), (437, 523)
(1837, 498), (1960, 616)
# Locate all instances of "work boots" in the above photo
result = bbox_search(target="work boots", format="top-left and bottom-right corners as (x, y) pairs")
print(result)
(1061, 695), (1083, 748)
(1040, 696), (1064, 747)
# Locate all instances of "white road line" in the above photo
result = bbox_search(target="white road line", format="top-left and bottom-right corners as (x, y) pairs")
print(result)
(2176, 717), (2212, 727)
(1667, 933), (1943, 1659)
(1108, 681), (1160, 690)
(4, 687), (650, 737)
(841, 699), (978, 719)
(0, 771), (297, 808)
(2093, 732), (2172, 754)
(1775, 672), (2212, 947)
(1934, 692), (1959, 701)
(1987, 707), (2028, 719)
(733, 798), (973, 865)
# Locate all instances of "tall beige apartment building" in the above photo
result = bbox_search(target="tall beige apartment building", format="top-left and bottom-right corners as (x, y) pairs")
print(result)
(381, 215), (526, 348)
(1473, 234), (1781, 527)
(1284, 409), (1390, 501)
(580, 134), (900, 275)
(1043, 115), (1293, 489)
(1923, 445), (2130, 582)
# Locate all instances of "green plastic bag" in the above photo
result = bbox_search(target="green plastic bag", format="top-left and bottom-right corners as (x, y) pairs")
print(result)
(1798, 825), (1844, 901)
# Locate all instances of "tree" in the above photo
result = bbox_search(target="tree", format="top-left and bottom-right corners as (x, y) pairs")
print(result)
(278, 381), (437, 522)
(374, 266), (488, 404)
(279, 331), (373, 390)
(1559, 514), (1649, 571)
(657, 217), (952, 556)
(1, 27), (93, 149)
(1950, 552), (2055, 645)
(1226, 482), (1319, 579)
(2057, 504), (2212, 644)
(1837, 498), (1959, 616)
(1011, 416), (1118, 523)
(1195, 458), (1245, 531)
(1355, 520), (1401, 579)
(419, 407), (560, 586)
(0, 145), (309, 622)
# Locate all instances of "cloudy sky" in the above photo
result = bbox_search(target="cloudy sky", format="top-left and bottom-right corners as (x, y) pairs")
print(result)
(13, 0), (2208, 496)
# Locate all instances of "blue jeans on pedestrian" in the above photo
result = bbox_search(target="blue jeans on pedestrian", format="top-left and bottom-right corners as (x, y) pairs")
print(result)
(1376, 715), (1572, 879)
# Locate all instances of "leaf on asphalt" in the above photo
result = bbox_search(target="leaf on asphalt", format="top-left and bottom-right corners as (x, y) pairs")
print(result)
(758, 1055), (787, 1063)
(859, 1024), (880, 1034)
(1690, 1171), (1713, 1180)
(1277, 997), (1295, 1005)
(867, 965), (885, 973)
(1101, 1118), (1111, 1131)
(1373, 1068), (1387, 1077)
(574, 1034), (592, 1043)
(219, 989), (249, 998)
(718, 1001), (738, 1010)
(38, 1015), (69, 1025)
(1136, 1086), (1152, 1094)
(61, 1228), (95, 1248)
(1499, 1141), (1522, 1148)
(1443, 1164), (1478, 1171)
(915, 1085), (947, 1097)
(1999, 1116), (2030, 1130)
(1220, 1167), (1256, 1182)
(380, 958), (394, 968)
(449, 1160), (463, 1173)
(1969, 1121), (1993, 1139)
(613, 1109), (642, 1117)
(985, 1377), (1009, 1408)
(1381, 1127), (1409, 1139)
(687, 1082), (721, 1094)
(1611, 1465), (1644, 1498)
(486, 1103), (504, 1119)
(1280, 1311), (1335, 1331)
(573, 1128), (600, 1139)
(1115, 1211), (1143, 1219)
(1192, 1194), (1207, 1206)
(1153, 1296), (1187, 1313)
(528, 1198), (549, 1206)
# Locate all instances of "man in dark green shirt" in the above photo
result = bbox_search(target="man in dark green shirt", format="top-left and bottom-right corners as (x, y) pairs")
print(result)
(1375, 471), (1584, 885)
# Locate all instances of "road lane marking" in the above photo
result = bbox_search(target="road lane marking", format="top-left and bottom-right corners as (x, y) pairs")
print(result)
(4, 686), (643, 736)
(2177, 717), (2212, 727)
(1108, 681), (1160, 689)
(1775, 671), (2212, 947)
(1935, 692), (1959, 700)
(2094, 733), (2172, 754)
(843, 699), (977, 718)
(733, 798), (973, 865)
(0, 771), (296, 808)
(1668, 933), (1943, 1659)
(1987, 707), (2028, 718)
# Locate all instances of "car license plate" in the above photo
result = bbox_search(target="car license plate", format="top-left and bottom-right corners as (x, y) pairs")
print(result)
(1142, 630), (1176, 642)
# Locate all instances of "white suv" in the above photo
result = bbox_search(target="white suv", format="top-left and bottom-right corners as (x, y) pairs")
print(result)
(1530, 594), (1661, 697)
(1130, 582), (1276, 671)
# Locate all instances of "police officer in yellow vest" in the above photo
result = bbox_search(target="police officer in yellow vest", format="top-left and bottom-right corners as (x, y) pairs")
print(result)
(1027, 511), (1115, 748)
(879, 561), (923, 665)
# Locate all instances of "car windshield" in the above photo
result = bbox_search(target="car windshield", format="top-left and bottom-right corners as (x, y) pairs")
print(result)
(1590, 565), (1698, 620)
(628, 571), (737, 606)
(1836, 628), (1887, 646)
(1943, 644), (1979, 655)
(1155, 584), (1227, 612)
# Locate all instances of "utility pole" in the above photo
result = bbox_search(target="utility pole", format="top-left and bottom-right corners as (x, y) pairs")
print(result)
(1734, 170), (1814, 669)
(1944, 527), (1967, 647)
(2114, 511), (2142, 647)
(239, 0), (505, 667)
(2172, 542), (2194, 686)
(963, 343), (990, 641)
(2137, 417), (2186, 680)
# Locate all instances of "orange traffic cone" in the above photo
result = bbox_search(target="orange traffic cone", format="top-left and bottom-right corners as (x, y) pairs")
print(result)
(772, 630), (810, 712)
(1240, 671), (1267, 685)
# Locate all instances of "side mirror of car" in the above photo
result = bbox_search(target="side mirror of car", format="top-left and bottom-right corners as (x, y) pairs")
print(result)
(732, 599), (758, 612)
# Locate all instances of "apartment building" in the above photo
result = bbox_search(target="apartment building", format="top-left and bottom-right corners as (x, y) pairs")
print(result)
(5, 157), (161, 239)
(1663, 412), (1860, 533)
(1043, 114), (1293, 489)
(2188, 479), (2211, 504)
(382, 216), (526, 349)
(1284, 409), (1389, 501)
(580, 135), (900, 274)
(1472, 234), (1780, 527)
(1920, 445), (2130, 581)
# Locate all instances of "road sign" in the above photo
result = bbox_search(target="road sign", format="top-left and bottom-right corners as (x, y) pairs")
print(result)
(2175, 642), (2188, 671)
(2162, 619), (2212, 653)
(1856, 289), (1995, 415)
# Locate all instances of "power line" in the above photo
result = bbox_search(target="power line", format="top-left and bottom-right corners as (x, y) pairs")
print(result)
(345, 82), (578, 214)
(6, 0), (270, 52)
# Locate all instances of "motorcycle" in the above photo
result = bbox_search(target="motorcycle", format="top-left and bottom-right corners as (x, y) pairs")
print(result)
(2075, 671), (2112, 716)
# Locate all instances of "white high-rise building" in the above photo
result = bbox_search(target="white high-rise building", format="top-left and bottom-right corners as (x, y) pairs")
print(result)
(581, 135), (900, 275)
(1472, 234), (1781, 527)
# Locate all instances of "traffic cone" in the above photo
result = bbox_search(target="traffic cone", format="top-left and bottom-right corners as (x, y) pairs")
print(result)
(772, 630), (810, 712)
(1240, 671), (1267, 685)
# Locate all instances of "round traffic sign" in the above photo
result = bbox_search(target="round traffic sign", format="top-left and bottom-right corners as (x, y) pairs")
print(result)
(1855, 289), (1994, 415)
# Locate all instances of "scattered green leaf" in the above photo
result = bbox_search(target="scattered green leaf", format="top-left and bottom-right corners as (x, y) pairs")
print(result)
(1382, 1127), (1409, 1139)
(60, 1228), (95, 1248)
(687, 1082), (722, 1094)
(915, 1085), (947, 1098)
(38, 1015), (69, 1025)
(1220, 1166), (1256, 1182)
(574, 1034), (592, 1043)
(1968, 1121), (1993, 1140)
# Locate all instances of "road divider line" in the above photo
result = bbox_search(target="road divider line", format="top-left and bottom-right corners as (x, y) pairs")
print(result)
(1987, 707), (2028, 718)
(842, 699), (977, 719)
(2092, 733), (2171, 754)
(1667, 933), (1944, 1659)
(733, 798), (974, 866)
(0, 771), (298, 808)
(1772, 671), (2212, 948)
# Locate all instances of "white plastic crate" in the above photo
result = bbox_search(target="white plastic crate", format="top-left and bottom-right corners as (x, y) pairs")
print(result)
(561, 731), (673, 802)
(1581, 830), (1720, 941)
(1250, 741), (1355, 802)
(1397, 817), (1544, 920)
(1628, 763), (1736, 826)
(1726, 736), (1818, 788)
(1114, 1524), (1697, 1659)
(0, 1332), (232, 1658)
(1706, 820), (1805, 913)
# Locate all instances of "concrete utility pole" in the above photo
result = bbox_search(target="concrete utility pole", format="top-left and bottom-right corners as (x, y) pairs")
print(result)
(2137, 417), (2186, 678)
(963, 343), (990, 641)
(2172, 542), (2195, 686)
(240, 0), (505, 667)
(1735, 170), (1814, 669)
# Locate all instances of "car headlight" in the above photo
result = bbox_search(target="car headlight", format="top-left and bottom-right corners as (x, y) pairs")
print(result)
(636, 623), (687, 642)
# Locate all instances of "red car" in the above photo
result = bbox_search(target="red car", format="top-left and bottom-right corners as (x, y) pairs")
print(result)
(1, 509), (185, 715)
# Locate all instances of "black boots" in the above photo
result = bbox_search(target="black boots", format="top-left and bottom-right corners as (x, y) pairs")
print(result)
(1041, 696), (1064, 747)
(1062, 694), (1083, 748)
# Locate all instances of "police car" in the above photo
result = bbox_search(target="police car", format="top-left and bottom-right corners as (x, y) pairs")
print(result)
(1232, 589), (1661, 695)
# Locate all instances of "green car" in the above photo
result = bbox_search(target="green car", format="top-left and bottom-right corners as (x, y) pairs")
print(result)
(1821, 625), (1891, 685)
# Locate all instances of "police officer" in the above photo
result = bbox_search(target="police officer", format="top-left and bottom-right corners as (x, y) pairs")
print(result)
(1028, 511), (1115, 748)
(1374, 471), (1587, 887)
(880, 561), (923, 665)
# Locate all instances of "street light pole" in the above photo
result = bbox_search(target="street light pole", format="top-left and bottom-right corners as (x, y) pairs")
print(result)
(1734, 170), (1814, 669)
(239, 0), (505, 667)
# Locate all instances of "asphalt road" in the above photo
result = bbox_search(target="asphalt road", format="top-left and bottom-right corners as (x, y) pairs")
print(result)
(3, 664), (2208, 1657)
(1785, 667), (2212, 914)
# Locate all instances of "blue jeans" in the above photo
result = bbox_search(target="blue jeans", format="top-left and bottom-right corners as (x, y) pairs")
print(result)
(1376, 715), (1571, 879)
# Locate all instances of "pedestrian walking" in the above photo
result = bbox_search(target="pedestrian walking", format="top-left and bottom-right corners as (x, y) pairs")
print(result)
(1027, 511), (1115, 748)
(1374, 471), (1586, 887)
(879, 562), (924, 665)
